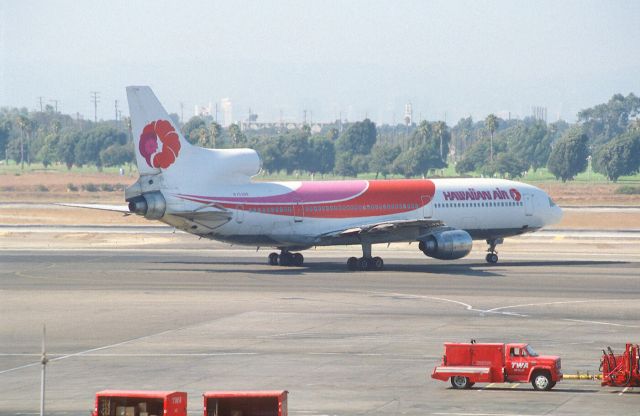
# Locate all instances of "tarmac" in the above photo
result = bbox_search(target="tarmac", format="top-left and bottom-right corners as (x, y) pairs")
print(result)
(1, 231), (640, 415)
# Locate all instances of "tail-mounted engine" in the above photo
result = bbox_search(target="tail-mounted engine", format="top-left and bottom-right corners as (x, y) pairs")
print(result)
(127, 191), (166, 220)
(419, 229), (473, 260)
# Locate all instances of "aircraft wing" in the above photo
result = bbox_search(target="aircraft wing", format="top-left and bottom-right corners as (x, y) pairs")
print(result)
(55, 203), (130, 213)
(317, 218), (447, 244)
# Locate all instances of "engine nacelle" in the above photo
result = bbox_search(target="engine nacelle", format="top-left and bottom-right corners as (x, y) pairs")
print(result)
(419, 230), (473, 260)
(127, 191), (166, 220)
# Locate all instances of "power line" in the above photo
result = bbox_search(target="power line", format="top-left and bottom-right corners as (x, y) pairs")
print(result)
(90, 91), (100, 123)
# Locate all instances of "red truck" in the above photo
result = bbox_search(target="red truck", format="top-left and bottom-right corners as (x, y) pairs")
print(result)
(431, 342), (562, 391)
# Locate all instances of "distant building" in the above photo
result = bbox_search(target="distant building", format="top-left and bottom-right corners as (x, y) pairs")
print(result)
(532, 106), (547, 123)
(221, 98), (233, 127)
(404, 102), (413, 126)
(194, 102), (213, 117)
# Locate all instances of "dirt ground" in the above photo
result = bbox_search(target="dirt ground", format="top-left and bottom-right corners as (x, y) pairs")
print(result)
(1, 171), (639, 229)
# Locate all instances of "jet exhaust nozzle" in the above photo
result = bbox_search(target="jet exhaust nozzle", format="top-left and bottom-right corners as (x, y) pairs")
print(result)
(127, 192), (166, 220)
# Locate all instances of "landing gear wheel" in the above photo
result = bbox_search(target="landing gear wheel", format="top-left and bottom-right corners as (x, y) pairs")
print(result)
(268, 252), (279, 266)
(278, 252), (292, 266)
(485, 253), (498, 264)
(358, 257), (370, 271)
(450, 376), (471, 389)
(347, 257), (358, 270)
(372, 256), (384, 271)
(292, 253), (304, 266)
(532, 372), (551, 391)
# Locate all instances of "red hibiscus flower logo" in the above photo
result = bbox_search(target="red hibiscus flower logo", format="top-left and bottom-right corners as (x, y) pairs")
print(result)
(139, 119), (181, 169)
(509, 188), (521, 201)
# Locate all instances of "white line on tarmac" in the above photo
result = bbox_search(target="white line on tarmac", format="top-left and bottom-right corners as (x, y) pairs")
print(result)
(563, 318), (639, 328)
(619, 386), (630, 396)
(0, 326), (190, 375)
(485, 300), (595, 314)
(434, 414), (540, 416)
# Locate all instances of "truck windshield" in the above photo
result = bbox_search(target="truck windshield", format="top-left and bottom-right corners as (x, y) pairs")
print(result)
(526, 345), (539, 357)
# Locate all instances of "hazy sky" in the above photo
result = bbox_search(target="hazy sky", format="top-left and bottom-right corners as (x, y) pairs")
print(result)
(1, 0), (639, 124)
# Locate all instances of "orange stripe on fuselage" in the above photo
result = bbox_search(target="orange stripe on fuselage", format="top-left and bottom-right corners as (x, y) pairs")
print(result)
(216, 179), (436, 219)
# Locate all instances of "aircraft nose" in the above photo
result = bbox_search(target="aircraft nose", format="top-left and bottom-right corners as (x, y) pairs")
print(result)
(547, 205), (563, 226)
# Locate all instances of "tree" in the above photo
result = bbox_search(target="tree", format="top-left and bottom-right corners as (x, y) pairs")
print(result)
(482, 153), (529, 178)
(336, 119), (377, 155)
(334, 119), (377, 176)
(485, 114), (498, 162)
(100, 143), (134, 167)
(370, 143), (401, 178)
(228, 124), (247, 147)
(392, 144), (442, 178)
(16, 114), (31, 169)
(578, 93), (640, 145)
(182, 116), (206, 145)
(593, 131), (640, 181)
(57, 133), (77, 169)
(36, 133), (59, 168)
(308, 135), (335, 174)
(0, 119), (10, 162)
(547, 127), (589, 182)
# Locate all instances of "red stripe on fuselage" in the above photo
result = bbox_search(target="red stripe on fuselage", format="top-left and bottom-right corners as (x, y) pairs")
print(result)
(179, 179), (436, 219)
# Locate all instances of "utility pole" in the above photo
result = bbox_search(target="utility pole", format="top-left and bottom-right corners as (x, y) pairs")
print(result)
(40, 324), (48, 416)
(37, 97), (44, 112)
(49, 100), (58, 113)
(90, 91), (100, 123)
(180, 102), (184, 123)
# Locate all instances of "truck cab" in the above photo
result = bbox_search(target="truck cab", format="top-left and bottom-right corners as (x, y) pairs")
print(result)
(504, 343), (562, 389)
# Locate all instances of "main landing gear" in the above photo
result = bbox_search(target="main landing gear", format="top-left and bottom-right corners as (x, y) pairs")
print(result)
(485, 238), (503, 264)
(268, 250), (304, 267)
(346, 242), (384, 271)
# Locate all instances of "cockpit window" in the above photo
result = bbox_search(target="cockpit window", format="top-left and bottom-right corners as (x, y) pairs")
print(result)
(548, 197), (557, 207)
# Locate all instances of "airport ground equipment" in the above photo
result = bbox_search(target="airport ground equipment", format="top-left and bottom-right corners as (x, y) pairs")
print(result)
(203, 391), (288, 416)
(431, 342), (562, 390)
(600, 343), (640, 387)
(92, 390), (187, 416)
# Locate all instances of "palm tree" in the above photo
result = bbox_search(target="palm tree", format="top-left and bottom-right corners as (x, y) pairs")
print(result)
(485, 114), (498, 162)
(16, 115), (30, 170)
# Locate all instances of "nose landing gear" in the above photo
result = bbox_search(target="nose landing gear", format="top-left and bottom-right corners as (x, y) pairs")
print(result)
(485, 238), (503, 264)
(268, 250), (304, 267)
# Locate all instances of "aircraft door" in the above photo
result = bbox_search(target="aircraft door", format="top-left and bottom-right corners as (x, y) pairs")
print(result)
(524, 194), (534, 216)
(294, 201), (303, 223)
(235, 204), (245, 223)
(421, 195), (433, 218)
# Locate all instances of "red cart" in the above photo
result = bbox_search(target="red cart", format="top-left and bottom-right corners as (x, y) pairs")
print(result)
(92, 390), (187, 416)
(203, 390), (288, 416)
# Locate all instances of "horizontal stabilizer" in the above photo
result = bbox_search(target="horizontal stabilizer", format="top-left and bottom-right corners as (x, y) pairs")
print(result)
(55, 203), (130, 213)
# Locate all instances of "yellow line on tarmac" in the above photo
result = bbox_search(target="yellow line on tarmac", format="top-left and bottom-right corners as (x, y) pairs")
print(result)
(510, 383), (519, 389)
(478, 383), (496, 391)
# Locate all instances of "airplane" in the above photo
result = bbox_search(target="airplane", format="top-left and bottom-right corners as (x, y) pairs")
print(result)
(83, 86), (563, 271)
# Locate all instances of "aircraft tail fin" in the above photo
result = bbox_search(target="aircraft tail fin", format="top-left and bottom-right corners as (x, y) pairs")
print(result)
(126, 86), (192, 177)
(125, 86), (261, 196)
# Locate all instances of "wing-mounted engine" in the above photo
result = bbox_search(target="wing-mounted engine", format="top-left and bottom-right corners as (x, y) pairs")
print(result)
(419, 229), (473, 260)
(127, 191), (166, 220)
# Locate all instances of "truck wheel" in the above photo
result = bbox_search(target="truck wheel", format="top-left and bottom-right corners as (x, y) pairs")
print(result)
(531, 372), (551, 391)
(450, 376), (471, 389)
